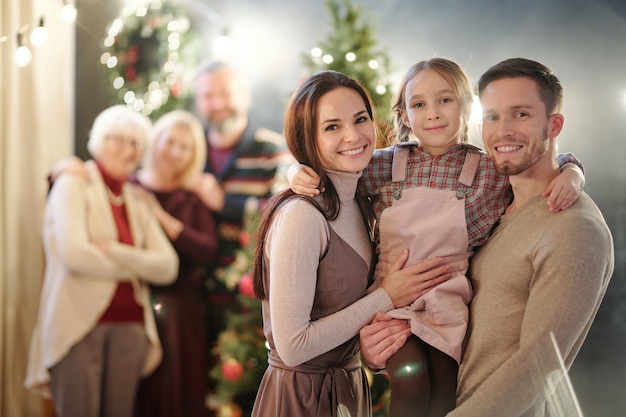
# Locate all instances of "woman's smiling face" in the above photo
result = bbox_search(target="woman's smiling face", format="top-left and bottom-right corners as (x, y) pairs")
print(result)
(315, 87), (375, 173)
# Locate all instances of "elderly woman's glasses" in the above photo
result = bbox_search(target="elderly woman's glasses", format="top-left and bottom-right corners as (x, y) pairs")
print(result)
(106, 135), (144, 151)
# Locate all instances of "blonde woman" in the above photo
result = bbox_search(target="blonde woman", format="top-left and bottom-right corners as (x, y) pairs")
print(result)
(133, 110), (218, 417)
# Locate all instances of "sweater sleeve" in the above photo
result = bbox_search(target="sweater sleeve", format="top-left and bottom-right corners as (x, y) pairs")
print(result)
(170, 195), (218, 265)
(557, 152), (584, 173)
(361, 147), (394, 195)
(106, 196), (179, 285)
(267, 199), (393, 367)
(48, 174), (136, 279)
(106, 222), (178, 285)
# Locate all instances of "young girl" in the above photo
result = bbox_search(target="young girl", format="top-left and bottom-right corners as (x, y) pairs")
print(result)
(289, 58), (584, 416)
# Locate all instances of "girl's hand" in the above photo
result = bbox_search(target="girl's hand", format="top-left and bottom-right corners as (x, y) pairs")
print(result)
(288, 163), (322, 196)
(380, 250), (453, 308)
(542, 163), (585, 212)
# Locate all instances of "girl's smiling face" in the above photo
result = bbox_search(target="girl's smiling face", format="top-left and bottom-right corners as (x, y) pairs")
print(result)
(401, 68), (464, 155)
(316, 87), (375, 173)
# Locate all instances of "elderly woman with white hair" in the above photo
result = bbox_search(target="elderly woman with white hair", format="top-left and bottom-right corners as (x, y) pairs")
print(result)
(25, 105), (178, 417)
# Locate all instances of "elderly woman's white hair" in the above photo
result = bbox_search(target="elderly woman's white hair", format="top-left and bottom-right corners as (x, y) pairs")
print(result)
(143, 109), (207, 188)
(87, 105), (152, 158)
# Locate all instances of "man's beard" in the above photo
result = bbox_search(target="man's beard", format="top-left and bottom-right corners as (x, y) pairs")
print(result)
(209, 111), (240, 135)
(492, 128), (549, 176)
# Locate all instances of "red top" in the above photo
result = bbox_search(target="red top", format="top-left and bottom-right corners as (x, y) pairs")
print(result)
(97, 161), (144, 323)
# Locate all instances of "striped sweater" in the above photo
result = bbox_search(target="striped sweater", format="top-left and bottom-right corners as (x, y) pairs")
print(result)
(204, 121), (294, 271)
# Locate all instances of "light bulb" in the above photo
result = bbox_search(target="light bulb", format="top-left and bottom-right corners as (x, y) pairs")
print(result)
(15, 33), (31, 67)
(30, 18), (47, 46)
(213, 29), (232, 57)
(15, 45), (32, 67)
(62, 3), (77, 22)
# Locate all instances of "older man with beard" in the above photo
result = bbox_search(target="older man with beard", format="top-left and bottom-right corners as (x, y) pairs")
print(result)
(191, 61), (294, 412)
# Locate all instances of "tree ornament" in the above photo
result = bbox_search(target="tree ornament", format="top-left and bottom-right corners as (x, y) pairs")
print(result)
(239, 230), (251, 247)
(217, 402), (243, 417)
(238, 273), (255, 298)
(221, 358), (244, 382)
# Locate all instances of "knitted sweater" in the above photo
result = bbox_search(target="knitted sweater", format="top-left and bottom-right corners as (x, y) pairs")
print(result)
(204, 122), (294, 269)
(449, 192), (614, 417)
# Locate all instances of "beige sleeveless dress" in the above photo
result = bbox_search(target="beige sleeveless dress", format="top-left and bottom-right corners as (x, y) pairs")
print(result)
(252, 225), (374, 417)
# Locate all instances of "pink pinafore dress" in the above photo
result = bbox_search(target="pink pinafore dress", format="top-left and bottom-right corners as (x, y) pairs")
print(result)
(375, 146), (480, 363)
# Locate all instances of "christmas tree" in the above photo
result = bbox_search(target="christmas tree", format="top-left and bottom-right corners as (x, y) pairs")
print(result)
(302, 0), (395, 148)
(209, 207), (266, 417)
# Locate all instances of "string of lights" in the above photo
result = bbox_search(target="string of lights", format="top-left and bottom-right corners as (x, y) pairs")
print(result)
(0, 0), (77, 68)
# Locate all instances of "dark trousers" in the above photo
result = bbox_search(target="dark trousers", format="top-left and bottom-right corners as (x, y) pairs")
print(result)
(49, 323), (147, 417)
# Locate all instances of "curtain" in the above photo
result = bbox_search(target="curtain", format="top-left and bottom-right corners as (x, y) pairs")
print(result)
(0, 0), (74, 415)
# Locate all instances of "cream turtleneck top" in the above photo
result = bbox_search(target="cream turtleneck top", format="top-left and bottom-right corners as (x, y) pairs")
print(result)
(264, 170), (393, 367)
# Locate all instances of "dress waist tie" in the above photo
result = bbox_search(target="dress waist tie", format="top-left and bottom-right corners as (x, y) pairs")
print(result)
(268, 353), (362, 417)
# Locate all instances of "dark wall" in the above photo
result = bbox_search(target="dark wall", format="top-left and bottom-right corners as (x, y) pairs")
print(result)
(75, 0), (122, 160)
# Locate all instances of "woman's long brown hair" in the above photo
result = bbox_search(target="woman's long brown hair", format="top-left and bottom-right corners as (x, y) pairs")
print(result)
(252, 70), (377, 300)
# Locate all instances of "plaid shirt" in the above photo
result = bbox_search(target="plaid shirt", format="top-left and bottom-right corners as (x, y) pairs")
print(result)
(362, 142), (580, 250)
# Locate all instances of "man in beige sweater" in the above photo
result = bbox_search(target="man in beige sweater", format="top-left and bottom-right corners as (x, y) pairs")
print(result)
(361, 58), (614, 417)
(449, 58), (614, 416)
